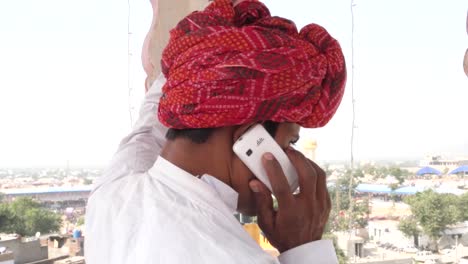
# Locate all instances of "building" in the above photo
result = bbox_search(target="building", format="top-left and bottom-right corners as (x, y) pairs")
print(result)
(53, 256), (85, 264)
(420, 155), (468, 173)
(0, 250), (14, 264)
(0, 237), (48, 264)
(301, 139), (317, 161)
(334, 231), (413, 264)
(1, 186), (91, 203)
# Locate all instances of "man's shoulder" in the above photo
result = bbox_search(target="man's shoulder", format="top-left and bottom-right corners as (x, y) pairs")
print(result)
(87, 169), (213, 219)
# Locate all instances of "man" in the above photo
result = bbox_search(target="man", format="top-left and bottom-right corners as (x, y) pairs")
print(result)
(85, 0), (346, 263)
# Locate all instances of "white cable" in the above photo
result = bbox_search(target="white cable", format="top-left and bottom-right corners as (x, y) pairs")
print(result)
(127, 0), (134, 127)
(348, 0), (357, 238)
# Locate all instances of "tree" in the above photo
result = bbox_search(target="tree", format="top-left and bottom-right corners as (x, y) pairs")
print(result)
(388, 166), (409, 185)
(323, 233), (347, 264)
(388, 183), (400, 205)
(405, 190), (460, 251)
(0, 197), (61, 237)
(443, 167), (449, 175)
(328, 169), (369, 231)
(0, 201), (13, 231)
(83, 178), (93, 185)
(361, 164), (377, 176)
(398, 216), (421, 247)
(458, 192), (468, 221)
(376, 166), (389, 179)
(77, 216), (85, 226)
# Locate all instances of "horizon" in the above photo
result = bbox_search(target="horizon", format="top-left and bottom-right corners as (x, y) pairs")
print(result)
(0, 0), (467, 167)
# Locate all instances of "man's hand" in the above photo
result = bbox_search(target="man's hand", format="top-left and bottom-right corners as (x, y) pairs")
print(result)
(249, 148), (331, 253)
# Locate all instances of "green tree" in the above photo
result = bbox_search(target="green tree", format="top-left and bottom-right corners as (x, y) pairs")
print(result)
(398, 216), (421, 247)
(443, 167), (449, 175)
(376, 166), (389, 179)
(83, 178), (93, 185)
(388, 183), (400, 205)
(0, 201), (13, 231)
(405, 190), (460, 251)
(328, 169), (368, 231)
(361, 164), (377, 176)
(353, 198), (370, 228)
(458, 192), (468, 221)
(323, 233), (347, 264)
(388, 166), (408, 185)
(0, 197), (61, 237)
(77, 216), (85, 226)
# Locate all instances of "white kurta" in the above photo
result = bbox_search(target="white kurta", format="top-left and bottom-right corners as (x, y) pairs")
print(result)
(85, 75), (338, 264)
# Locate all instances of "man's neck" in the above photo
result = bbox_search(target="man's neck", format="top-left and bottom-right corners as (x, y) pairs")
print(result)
(160, 136), (232, 186)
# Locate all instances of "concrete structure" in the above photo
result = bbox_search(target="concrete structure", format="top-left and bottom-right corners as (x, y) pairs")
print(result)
(335, 231), (413, 264)
(67, 238), (84, 257)
(420, 155), (468, 173)
(0, 251), (14, 264)
(143, 0), (209, 88)
(461, 256), (468, 264)
(0, 237), (48, 264)
(301, 139), (317, 161)
(1, 186), (91, 202)
(243, 224), (279, 256)
(53, 256), (85, 264)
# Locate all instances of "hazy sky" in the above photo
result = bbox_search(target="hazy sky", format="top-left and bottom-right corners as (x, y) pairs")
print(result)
(0, 0), (467, 167)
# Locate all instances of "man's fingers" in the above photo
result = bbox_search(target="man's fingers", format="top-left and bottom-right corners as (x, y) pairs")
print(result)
(249, 180), (274, 230)
(307, 159), (332, 223)
(307, 159), (327, 201)
(286, 148), (317, 197)
(262, 153), (294, 209)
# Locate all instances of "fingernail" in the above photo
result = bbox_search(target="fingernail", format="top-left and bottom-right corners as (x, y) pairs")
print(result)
(264, 153), (274, 160)
(250, 183), (260, 193)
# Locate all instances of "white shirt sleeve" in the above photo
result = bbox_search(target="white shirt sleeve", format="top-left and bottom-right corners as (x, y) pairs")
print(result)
(278, 240), (338, 264)
(92, 74), (168, 191)
(112, 74), (168, 172)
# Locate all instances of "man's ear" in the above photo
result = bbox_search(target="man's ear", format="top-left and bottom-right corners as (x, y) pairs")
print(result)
(233, 123), (256, 142)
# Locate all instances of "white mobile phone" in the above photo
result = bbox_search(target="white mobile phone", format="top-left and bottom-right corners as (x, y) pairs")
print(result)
(233, 124), (299, 193)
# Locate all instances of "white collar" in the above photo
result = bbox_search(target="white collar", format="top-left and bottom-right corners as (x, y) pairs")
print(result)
(149, 157), (239, 214)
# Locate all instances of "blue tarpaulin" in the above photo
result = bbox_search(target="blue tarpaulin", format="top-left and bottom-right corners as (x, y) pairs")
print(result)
(355, 184), (466, 196)
(394, 186), (427, 195)
(416, 166), (442, 176)
(356, 184), (392, 194)
(2, 186), (92, 195)
(449, 165), (468, 174)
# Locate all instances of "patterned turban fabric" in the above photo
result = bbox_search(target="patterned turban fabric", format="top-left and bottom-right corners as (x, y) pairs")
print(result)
(158, 0), (346, 129)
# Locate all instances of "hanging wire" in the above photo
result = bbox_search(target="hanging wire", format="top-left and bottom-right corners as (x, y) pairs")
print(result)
(127, 0), (134, 127)
(347, 0), (357, 237)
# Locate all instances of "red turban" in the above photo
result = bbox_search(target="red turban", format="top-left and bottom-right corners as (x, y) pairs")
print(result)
(158, 0), (346, 129)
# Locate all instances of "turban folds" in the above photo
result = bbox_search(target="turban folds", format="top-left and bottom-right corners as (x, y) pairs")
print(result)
(158, 0), (346, 129)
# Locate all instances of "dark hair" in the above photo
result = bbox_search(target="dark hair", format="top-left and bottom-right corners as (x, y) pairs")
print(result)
(165, 121), (280, 144)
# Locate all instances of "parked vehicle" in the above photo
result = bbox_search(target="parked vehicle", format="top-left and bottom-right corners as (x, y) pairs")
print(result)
(414, 251), (440, 263)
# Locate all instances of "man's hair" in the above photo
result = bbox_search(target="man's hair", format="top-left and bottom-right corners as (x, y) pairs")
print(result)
(165, 121), (280, 144)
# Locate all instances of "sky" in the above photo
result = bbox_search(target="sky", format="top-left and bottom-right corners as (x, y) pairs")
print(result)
(0, 0), (467, 167)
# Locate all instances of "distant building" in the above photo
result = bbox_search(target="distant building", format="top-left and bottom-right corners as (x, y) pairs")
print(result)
(54, 256), (85, 264)
(0, 237), (48, 264)
(1, 186), (91, 203)
(300, 139), (317, 161)
(0, 250), (14, 264)
(334, 231), (413, 264)
(420, 155), (468, 173)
